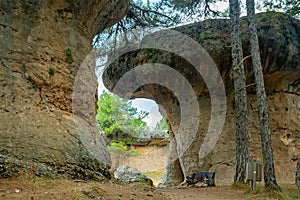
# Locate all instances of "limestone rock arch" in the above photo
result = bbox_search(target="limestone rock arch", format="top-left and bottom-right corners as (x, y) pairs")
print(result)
(103, 12), (300, 185)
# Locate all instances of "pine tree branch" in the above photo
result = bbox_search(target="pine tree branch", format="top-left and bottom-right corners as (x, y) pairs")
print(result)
(234, 83), (256, 93)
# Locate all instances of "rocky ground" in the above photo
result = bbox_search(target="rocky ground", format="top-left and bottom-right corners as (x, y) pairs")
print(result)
(1, 145), (299, 199)
(2, 175), (298, 200)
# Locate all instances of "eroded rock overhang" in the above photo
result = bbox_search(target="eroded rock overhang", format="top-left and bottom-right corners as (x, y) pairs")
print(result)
(103, 12), (300, 185)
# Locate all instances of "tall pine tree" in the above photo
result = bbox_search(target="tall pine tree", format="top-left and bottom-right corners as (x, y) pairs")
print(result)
(229, 0), (250, 184)
(246, 0), (281, 191)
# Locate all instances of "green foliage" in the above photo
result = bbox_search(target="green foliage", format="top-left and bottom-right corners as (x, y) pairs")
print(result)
(65, 48), (74, 64)
(96, 92), (149, 143)
(171, 0), (223, 18)
(143, 170), (165, 187)
(232, 182), (300, 200)
(263, 0), (300, 18)
(257, 185), (299, 200)
(221, 7), (230, 18)
(48, 67), (55, 74)
(155, 118), (168, 131)
(138, 177), (153, 186)
(231, 182), (248, 190)
(107, 142), (128, 151)
(93, 0), (180, 52)
(108, 142), (141, 156)
(129, 149), (141, 156)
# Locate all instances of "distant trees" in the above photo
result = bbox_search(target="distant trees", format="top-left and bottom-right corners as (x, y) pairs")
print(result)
(263, 0), (300, 18)
(155, 118), (168, 131)
(93, 0), (180, 51)
(170, 0), (221, 17)
(96, 92), (149, 142)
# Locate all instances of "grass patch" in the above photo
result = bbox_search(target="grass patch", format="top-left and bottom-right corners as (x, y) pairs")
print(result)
(108, 142), (141, 156)
(138, 178), (153, 186)
(244, 183), (264, 195)
(261, 187), (300, 200)
(231, 182), (249, 190)
(65, 48), (74, 64)
(144, 170), (165, 187)
(108, 142), (128, 151)
(129, 149), (141, 156)
(144, 170), (165, 180)
(238, 182), (300, 200)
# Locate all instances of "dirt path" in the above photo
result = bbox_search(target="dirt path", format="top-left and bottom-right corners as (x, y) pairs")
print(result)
(158, 186), (272, 200)
(0, 176), (280, 200)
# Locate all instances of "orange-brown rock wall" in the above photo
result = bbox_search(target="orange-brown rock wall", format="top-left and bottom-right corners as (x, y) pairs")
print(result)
(0, 0), (128, 179)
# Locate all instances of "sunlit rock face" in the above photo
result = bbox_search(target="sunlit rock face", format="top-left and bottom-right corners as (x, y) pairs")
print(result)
(103, 12), (300, 185)
(0, 0), (128, 179)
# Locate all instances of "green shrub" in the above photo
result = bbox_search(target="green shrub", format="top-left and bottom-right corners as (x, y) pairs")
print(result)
(108, 142), (141, 156)
(108, 142), (128, 151)
(138, 178), (153, 186)
(65, 48), (74, 64)
(48, 67), (55, 74)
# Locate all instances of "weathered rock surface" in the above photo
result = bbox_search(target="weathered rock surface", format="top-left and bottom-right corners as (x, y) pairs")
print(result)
(137, 130), (169, 146)
(0, 0), (128, 179)
(0, 154), (55, 178)
(103, 12), (300, 185)
(114, 165), (153, 186)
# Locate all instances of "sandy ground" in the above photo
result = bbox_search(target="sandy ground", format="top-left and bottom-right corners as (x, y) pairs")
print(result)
(1, 146), (299, 199)
(0, 177), (284, 200)
(0, 176), (286, 200)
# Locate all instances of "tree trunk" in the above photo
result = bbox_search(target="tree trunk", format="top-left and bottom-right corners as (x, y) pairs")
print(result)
(229, 0), (250, 184)
(246, 0), (281, 191)
(296, 157), (300, 193)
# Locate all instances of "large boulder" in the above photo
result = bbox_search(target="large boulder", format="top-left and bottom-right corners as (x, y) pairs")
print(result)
(103, 12), (300, 185)
(114, 165), (153, 186)
(0, 0), (128, 179)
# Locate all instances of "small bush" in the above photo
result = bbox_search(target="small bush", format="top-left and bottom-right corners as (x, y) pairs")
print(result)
(138, 178), (153, 186)
(48, 67), (55, 74)
(65, 48), (74, 64)
(108, 142), (140, 156)
(108, 142), (128, 151)
(129, 149), (140, 156)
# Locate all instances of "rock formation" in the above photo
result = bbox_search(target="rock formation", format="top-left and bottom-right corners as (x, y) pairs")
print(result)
(137, 130), (169, 146)
(114, 165), (153, 186)
(103, 12), (300, 185)
(0, 0), (128, 179)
